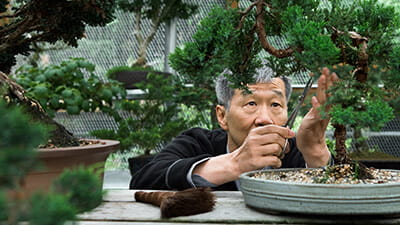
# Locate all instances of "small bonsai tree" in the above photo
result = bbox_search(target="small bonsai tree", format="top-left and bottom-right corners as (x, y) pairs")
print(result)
(170, 1), (399, 167)
(115, 0), (198, 67)
(0, 0), (116, 146)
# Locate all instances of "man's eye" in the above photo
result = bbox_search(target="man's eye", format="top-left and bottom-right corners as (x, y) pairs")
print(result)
(246, 101), (257, 106)
(271, 102), (281, 107)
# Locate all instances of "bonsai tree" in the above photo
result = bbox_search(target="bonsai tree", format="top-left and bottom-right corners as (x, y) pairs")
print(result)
(0, 0), (116, 146)
(13, 57), (126, 117)
(115, 0), (198, 67)
(170, 1), (399, 167)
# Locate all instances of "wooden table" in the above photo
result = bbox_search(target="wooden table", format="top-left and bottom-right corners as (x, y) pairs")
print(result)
(77, 190), (400, 225)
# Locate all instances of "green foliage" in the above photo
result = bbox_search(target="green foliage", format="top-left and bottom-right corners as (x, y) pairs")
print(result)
(91, 73), (197, 155)
(326, 138), (337, 157)
(0, 192), (7, 221)
(330, 99), (394, 131)
(1, 2), (114, 222)
(170, 7), (243, 83)
(0, 1), (7, 13)
(0, 99), (105, 223)
(384, 45), (400, 91)
(0, 1), (116, 73)
(52, 166), (104, 213)
(14, 57), (126, 117)
(170, 6), (262, 127)
(282, 6), (340, 71)
(28, 193), (76, 225)
(0, 101), (49, 188)
(328, 62), (395, 131)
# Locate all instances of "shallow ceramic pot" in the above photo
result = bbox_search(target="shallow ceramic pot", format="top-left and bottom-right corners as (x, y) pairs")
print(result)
(21, 139), (119, 194)
(114, 70), (171, 89)
(240, 168), (400, 216)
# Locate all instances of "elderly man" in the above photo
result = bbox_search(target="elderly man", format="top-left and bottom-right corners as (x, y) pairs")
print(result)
(130, 67), (338, 190)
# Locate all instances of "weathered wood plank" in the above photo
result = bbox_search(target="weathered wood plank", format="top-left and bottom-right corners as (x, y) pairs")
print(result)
(102, 190), (244, 202)
(78, 190), (400, 224)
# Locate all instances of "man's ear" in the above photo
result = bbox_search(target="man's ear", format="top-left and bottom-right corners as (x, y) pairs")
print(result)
(216, 104), (228, 130)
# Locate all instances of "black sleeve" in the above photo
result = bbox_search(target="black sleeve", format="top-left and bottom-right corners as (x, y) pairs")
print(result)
(129, 128), (226, 190)
(281, 138), (306, 168)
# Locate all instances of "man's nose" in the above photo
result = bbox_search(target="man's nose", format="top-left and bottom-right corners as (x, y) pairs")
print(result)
(255, 106), (274, 126)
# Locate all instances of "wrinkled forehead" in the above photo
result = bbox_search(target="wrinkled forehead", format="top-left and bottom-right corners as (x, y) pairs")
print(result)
(239, 77), (286, 98)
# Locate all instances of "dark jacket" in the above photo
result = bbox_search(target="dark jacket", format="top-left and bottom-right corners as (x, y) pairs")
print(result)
(130, 127), (305, 191)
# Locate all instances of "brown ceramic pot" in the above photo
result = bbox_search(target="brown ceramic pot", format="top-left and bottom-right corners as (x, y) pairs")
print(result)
(21, 139), (119, 195)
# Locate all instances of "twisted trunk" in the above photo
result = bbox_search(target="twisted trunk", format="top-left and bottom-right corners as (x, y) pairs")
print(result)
(0, 72), (79, 147)
(333, 123), (351, 164)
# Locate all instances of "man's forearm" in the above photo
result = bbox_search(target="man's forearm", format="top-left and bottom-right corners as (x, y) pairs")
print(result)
(192, 153), (241, 186)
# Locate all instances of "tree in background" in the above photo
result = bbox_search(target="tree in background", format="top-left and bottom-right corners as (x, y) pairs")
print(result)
(116, 0), (198, 67)
(170, 0), (399, 167)
(0, 0), (116, 146)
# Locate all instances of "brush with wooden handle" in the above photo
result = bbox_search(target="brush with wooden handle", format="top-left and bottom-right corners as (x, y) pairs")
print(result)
(134, 187), (216, 218)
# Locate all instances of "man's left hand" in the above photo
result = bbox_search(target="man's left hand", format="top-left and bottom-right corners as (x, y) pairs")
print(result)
(296, 67), (339, 167)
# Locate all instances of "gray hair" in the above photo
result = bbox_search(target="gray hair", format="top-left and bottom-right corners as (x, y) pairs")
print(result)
(215, 66), (292, 109)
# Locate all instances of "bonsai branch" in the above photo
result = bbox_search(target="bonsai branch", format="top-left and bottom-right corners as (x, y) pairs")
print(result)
(349, 31), (368, 83)
(238, 2), (257, 30)
(254, 0), (294, 58)
(0, 13), (16, 19)
(239, 23), (257, 74)
(331, 28), (369, 83)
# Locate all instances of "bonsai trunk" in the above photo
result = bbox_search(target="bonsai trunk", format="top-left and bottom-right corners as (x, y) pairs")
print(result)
(0, 72), (79, 147)
(333, 123), (350, 164)
(132, 8), (162, 68)
(332, 31), (369, 166)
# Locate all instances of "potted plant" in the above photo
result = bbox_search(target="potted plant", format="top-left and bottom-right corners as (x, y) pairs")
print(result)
(170, 0), (400, 215)
(105, 64), (170, 90)
(91, 73), (198, 176)
(115, 0), (197, 67)
(104, 0), (198, 88)
(0, 1), (120, 192)
(11, 57), (126, 192)
(0, 100), (105, 224)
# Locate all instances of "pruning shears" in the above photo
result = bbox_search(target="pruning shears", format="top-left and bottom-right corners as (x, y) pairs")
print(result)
(280, 76), (314, 157)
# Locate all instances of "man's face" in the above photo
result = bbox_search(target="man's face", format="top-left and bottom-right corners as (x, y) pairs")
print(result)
(216, 78), (288, 152)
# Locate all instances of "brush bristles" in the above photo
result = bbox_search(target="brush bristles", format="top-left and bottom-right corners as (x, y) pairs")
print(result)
(134, 187), (216, 218)
(160, 187), (215, 218)
(135, 191), (175, 207)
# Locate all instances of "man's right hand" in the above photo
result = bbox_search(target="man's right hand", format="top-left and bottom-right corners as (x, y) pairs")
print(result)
(193, 125), (295, 186)
(230, 125), (295, 173)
